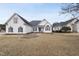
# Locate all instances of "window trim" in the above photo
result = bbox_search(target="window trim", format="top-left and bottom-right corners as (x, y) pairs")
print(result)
(45, 25), (50, 31)
(18, 27), (23, 32)
(8, 27), (13, 32)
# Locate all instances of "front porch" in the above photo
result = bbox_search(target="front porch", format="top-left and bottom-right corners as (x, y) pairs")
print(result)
(33, 25), (52, 33)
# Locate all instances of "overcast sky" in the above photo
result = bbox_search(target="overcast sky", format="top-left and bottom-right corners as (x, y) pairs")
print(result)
(0, 3), (72, 24)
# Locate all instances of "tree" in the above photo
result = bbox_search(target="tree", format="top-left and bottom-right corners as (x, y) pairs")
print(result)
(60, 26), (71, 32)
(61, 3), (79, 18)
(0, 24), (5, 32)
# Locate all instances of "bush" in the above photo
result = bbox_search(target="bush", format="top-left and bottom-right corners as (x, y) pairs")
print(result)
(60, 26), (71, 32)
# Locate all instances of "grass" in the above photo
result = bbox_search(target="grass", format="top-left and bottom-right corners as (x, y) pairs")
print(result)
(0, 33), (79, 56)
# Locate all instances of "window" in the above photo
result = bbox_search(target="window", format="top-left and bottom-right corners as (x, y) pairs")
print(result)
(13, 17), (18, 23)
(18, 27), (23, 32)
(45, 25), (50, 31)
(8, 27), (13, 32)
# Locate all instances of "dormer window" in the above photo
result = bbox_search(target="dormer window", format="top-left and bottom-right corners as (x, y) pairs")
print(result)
(14, 17), (18, 23)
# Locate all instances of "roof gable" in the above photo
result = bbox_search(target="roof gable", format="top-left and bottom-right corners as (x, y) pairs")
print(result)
(38, 19), (51, 26)
(5, 13), (31, 26)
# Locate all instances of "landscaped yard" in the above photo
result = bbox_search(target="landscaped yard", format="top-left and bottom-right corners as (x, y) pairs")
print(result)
(0, 33), (79, 56)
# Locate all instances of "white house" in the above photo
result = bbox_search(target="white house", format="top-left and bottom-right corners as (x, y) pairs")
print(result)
(53, 18), (78, 32)
(5, 13), (33, 34)
(4, 13), (79, 33)
(5, 13), (52, 34)
(30, 19), (52, 33)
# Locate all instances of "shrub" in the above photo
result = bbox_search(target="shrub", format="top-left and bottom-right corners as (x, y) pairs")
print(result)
(60, 26), (71, 32)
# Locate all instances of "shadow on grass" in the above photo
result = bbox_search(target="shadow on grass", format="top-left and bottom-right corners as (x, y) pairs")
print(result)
(21, 34), (39, 39)
(2, 33), (39, 39)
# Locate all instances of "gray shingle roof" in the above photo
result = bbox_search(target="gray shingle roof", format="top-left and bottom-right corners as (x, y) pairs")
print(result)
(16, 13), (32, 26)
(53, 22), (65, 27)
(30, 20), (41, 26)
(53, 18), (78, 27)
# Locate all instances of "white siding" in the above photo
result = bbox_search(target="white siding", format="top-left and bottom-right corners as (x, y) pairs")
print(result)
(74, 22), (79, 32)
(38, 20), (48, 25)
(66, 19), (78, 32)
(38, 20), (52, 33)
(44, 23), (52, 33)
(73, 24), (77, 32)
(6, 14), (33, 34)
(25, 24), (33, 33)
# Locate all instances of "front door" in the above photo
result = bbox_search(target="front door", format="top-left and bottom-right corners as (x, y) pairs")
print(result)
(39, 27), (44, 32)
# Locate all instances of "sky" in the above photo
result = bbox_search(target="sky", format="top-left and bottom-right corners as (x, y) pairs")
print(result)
(0, 3), (72, 24)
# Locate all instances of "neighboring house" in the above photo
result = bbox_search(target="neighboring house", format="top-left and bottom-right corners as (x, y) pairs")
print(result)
(30, 19), (52, 33)
(5, 13), (33, 34)
(53, 18), (78, 32)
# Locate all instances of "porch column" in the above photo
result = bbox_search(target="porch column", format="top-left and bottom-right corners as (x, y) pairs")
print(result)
(37, 27), (39, 32)
(43, 26), (45, 32)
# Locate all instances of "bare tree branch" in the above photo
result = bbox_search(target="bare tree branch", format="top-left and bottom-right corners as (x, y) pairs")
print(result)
(60, 3), (79, 18)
